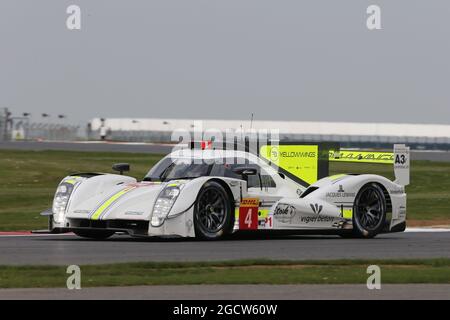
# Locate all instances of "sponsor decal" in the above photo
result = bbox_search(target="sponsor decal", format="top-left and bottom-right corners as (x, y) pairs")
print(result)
(273, 203), (342, 227)
(124, 211), (144, 216)
(240, 198), (259, 207)
(390, 187), (405, 195)
(329, 150), (394, 164)
(301, 215), (335, 224)
(259, 145), (319, 185)
(73, 210), (90, 214)
(279, 151), (317, 158)
(274, 203), (296, 223)
(127, 181), (162, 188)
(326, 185), (356, 198)
(310, 203), (323, 215)
(339, 205), (353, 219)
(255, 209), (273, 229)
(270, 147), (279, 162)
(398, 206), (406, 218)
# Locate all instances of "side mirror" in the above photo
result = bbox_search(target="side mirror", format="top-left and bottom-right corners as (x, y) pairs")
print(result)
(112, 163), (130, 175)
(232, 167), (258, 176)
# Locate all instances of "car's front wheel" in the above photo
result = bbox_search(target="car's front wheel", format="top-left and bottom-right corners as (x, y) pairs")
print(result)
(73, 230), (115, 240)
(351, 183), (387, 238)
(194, 181), (233, 240)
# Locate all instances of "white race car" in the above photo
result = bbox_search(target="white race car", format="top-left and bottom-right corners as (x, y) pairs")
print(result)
(40, 142), (410, 240)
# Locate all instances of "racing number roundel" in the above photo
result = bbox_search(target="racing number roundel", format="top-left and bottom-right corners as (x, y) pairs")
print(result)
(239, 198), (259, 230)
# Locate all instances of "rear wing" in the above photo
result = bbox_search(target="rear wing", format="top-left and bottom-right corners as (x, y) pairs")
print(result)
(329, 144), (410, 185)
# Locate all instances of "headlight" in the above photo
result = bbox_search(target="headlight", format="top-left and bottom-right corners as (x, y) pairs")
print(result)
(151, 185), (182, 227)
(52, 181), (75, 222)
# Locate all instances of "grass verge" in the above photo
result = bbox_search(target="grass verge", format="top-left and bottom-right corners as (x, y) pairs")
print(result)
(1, 259), (450, 288)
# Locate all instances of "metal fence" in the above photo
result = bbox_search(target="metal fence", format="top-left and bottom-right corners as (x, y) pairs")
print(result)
(23, 123), (81, 141)
(0, 113), (81, 141)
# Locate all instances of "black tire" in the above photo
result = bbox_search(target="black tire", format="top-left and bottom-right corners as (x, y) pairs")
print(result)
(351, 183), (387, 238)
(73, 230), (115, 240)
(194, 181), (233, 240)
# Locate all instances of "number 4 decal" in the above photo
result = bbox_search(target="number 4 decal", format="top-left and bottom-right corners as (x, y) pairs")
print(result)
(244, 209), (253, 228)
(239, 198), (259, 230)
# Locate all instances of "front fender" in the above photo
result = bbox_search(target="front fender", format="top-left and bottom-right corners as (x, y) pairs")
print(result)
(168, 176), (243, 217)
(148, 177), (243, 237)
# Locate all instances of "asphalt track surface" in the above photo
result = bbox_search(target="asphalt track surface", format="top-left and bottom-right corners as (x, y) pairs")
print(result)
(1, 231), (450, 265)
(1, 141), (450, 161)
(1, 284), (449, 300)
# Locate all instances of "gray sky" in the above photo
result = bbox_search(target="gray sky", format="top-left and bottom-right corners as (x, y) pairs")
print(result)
(1, 1), (449, 125)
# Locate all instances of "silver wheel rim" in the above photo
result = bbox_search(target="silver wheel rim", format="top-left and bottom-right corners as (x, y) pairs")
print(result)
(355, 187), (384, 231)
(197, 188), (227, 233)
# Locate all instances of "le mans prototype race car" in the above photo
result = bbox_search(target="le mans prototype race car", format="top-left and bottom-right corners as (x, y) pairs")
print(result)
(39, 141), (410, 240)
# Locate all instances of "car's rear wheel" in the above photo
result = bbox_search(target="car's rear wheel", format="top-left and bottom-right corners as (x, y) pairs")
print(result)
(194, 181), (233, 240)
(351, 183), (387, 238)
(73, 230), (115, 240)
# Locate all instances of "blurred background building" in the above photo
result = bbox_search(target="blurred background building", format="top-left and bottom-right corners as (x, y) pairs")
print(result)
(2, 109), (449, 150)
(88, 117), (450, 150)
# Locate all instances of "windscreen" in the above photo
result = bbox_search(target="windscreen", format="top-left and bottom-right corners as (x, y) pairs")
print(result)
(144, 157), (211, 182)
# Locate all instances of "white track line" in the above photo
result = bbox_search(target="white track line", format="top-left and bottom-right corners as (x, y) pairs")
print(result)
(405, 227), (450, 233)
(0, 233), (74, 238)
(0, 228), (448, 237)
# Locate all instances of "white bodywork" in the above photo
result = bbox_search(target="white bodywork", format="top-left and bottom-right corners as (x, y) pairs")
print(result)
(47, 146), (409, 237)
